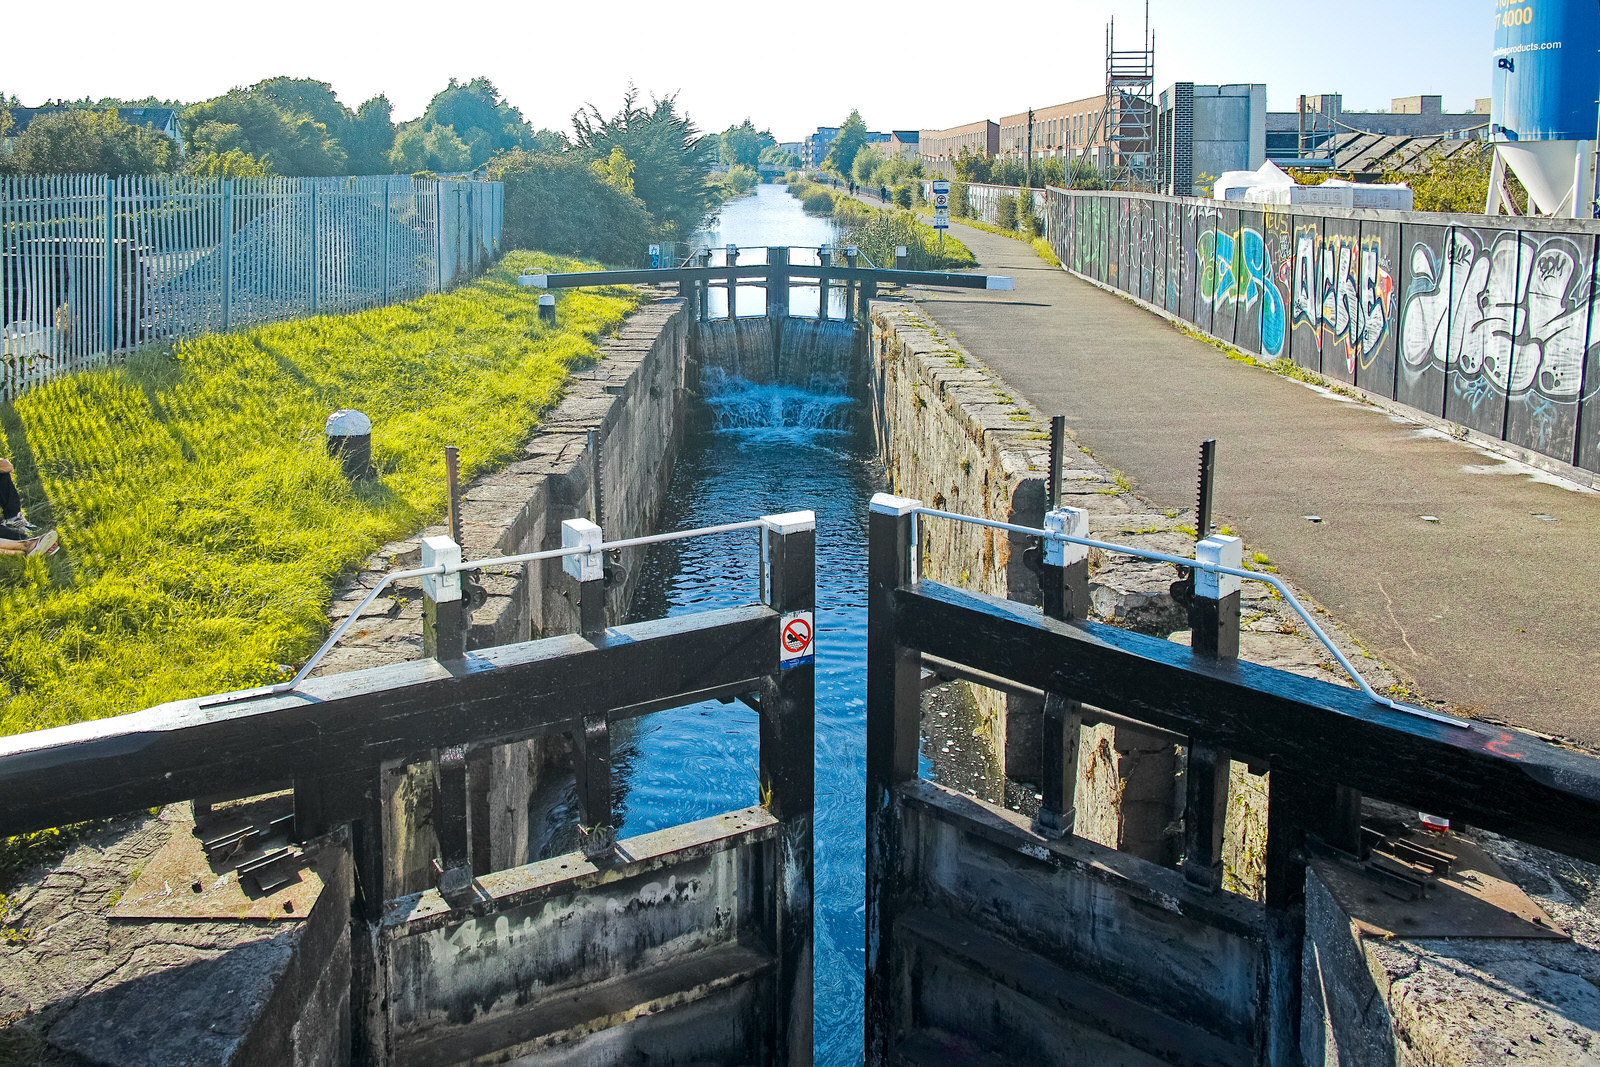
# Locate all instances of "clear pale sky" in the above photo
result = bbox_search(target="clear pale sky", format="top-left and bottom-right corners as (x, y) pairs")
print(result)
(2, 0), (1493, 141)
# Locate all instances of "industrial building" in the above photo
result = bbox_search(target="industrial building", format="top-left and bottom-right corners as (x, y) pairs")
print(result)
(1154, 83), (1267, 196)
(1265, 94), (1489, 169)
(916, 120), (999, 167)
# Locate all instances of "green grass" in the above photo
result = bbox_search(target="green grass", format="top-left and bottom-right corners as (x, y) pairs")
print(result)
(0, 250), (641, 737)
(925, 210), (1062, 269)
(1174, 323), (1363, 400)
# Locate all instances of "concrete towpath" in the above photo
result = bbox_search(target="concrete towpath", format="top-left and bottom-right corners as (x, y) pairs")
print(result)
(889, 210), (1600, 748)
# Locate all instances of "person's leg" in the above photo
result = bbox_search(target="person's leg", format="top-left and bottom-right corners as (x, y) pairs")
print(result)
(0, 471), (20, 521)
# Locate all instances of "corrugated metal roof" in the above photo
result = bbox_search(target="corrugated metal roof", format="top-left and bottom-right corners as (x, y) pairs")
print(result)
(1329, 132), (1481, 174)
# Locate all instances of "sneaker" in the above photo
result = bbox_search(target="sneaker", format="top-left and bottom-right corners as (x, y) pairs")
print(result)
(0, 515), (38, 540)
(25, 529), (57, 557)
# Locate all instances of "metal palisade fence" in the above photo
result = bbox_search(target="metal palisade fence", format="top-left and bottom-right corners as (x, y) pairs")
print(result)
(0, 174), (503, 400)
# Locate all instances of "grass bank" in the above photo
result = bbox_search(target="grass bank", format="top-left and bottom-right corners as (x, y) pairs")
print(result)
(784, 178), (976, 271)
(946, 213), (1061, 267)
(0, 250), (641, 737)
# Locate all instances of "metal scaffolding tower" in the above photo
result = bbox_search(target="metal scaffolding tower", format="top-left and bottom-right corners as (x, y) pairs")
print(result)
(1103, 3), (1157, 189)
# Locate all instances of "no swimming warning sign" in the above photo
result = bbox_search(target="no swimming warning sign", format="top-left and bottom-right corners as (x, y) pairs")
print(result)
(779, 610), (814, 669)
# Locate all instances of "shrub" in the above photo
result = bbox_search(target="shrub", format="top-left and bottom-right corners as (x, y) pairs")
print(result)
(183, 148), (274, 179)
(490, 149), (654, 266)
(709, 163), (758, 200)
(1033, 157), (1066, 189)
(1019, 188), (1040, 237)
(893, 184), (912, 208)
(802, 189), (834, 214)
(1384, 144), (1524, 213)
(8, 109), (175, 176)
(950, 181), (970, 218)
(839, 209), (976, 272)
(995, 194), (1019, 231)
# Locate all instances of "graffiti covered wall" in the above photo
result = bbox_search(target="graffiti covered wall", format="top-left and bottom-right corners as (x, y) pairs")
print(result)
(1045, 188), (1600, 475)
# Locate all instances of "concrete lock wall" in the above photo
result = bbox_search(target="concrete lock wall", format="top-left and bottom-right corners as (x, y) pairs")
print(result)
(869, 302), (1047, 774)
(315, 294), (690, 898)
(1043, 188), (1600, 485)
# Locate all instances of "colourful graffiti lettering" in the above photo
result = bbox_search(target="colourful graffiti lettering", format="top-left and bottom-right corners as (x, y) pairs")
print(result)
(1195, 226), (1287, 357)
(1288, 229), (1395, 373)
(1291, 226), (1319, 330)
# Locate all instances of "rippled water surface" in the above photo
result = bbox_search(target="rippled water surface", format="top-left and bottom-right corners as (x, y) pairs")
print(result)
(620, 402), (878, 1066)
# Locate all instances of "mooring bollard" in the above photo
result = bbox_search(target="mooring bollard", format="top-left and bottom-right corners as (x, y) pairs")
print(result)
(324, 409), (372, 481)
(538, 293), (556, 325)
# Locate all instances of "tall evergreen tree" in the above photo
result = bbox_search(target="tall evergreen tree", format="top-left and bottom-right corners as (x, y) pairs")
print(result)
(570, 89), (716, 238)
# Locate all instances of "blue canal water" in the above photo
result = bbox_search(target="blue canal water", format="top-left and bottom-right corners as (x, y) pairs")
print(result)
(615, 185), (875, 1065)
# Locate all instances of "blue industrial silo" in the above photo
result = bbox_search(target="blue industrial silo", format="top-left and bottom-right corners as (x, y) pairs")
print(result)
(1492, 0), (1600, 141)
(1489, 0), (1600, 215)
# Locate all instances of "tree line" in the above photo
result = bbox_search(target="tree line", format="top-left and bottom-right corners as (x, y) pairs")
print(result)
(0, 79), (792, 265)
(0, 77), (553, 179)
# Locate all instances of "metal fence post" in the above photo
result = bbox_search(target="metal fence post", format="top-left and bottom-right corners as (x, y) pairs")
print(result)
(866, 492), (922, 1067)
(381, 180), (391, 306)
(220, 179), (233, 329)
(761, 509), (816, 1066)
(103, 179), (115, 359)
(309, 184), (321, 314)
